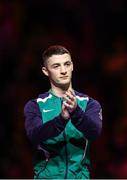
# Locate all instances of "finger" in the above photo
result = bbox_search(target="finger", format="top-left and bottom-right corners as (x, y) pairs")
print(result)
(67, 89), (75, 97)
(63, 101), (70, 107)
(69, 89), (75, 96)
(63, 93), (73, 102)
(63, 96), (73, 106)
(65, 92), (75, 101)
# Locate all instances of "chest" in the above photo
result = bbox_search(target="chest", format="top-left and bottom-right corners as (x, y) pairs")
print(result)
(37, 96), (88, 141)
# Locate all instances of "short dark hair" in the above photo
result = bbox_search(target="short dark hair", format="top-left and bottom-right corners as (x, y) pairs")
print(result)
(42, 45), (71, 66)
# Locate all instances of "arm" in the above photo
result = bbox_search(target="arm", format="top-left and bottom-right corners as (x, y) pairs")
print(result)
(24, 100), (68, 147)
(70, 98), (102, 141)
(70, 99), (102, 140)
(62, 89), (102, 140)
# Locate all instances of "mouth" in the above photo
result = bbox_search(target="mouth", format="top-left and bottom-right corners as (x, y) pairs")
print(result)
(60, 76), (69, 79)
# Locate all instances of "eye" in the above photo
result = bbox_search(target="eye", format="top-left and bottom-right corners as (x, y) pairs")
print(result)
(65, 62), (71, 66)
(52, 64), (59, 68)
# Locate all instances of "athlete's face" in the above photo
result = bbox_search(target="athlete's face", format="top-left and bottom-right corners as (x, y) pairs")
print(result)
(42, 53), (73, 87)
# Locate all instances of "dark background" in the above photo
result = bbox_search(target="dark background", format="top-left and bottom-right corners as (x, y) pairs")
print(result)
(0, 0), (127, 178)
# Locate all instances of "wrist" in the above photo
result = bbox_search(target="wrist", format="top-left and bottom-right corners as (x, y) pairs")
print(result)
(69, 104), (80, 116)
(61, 112), (70, 120)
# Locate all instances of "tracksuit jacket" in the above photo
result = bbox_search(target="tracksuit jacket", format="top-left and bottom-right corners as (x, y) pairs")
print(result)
(24, 89), (102, 179)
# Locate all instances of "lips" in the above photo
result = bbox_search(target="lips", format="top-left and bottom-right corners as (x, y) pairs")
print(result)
(60, 76), (68, 79)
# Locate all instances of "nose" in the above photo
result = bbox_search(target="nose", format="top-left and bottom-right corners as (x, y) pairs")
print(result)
(60, 65), (67, 74)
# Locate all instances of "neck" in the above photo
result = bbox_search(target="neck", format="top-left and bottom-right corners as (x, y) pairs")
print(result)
(50, 83), (72, 97)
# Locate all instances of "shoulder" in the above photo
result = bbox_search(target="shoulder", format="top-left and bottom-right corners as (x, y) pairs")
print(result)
(37, 92), (53, 103)
(75, 90), (101, 108)
(75, 90), (89, 101)
(24, 92), (50, 113)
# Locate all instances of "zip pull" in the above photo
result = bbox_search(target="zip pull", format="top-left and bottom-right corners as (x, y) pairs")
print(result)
(37, 144), (50, 161)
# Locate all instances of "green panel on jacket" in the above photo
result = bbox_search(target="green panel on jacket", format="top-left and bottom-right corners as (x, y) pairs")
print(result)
(35, 92), (90, 179)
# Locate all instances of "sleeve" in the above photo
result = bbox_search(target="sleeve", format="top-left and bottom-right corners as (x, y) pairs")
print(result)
(24, 99), (68, 147)
(70, 98), (102, 141)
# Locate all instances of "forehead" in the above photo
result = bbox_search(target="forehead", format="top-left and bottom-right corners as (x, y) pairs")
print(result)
(47, 53), (72, 65)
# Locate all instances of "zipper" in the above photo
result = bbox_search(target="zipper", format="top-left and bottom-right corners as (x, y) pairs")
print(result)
(63, 131), (68, 179)
(36, 158), (49, 178)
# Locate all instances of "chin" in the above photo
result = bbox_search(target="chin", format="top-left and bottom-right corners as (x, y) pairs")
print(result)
(60, 80), (70, 85)
(59, 82), (70, 88)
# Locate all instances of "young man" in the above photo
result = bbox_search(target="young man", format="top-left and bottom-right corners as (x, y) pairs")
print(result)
(24, 45), (102, 179)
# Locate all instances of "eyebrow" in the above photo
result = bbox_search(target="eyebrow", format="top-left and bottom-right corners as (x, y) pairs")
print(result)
(51, 60), (72, 67)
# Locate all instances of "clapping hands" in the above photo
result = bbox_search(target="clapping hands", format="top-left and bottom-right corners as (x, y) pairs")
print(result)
(61, 89), (77, 120)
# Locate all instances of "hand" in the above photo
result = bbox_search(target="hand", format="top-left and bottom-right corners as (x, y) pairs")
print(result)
(61, 102), (70, 120)
(62, 89), (77, 113)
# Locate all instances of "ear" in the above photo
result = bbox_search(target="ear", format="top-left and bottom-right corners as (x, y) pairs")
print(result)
(72, 61), (74, 71)
(42, 66), (49, 77)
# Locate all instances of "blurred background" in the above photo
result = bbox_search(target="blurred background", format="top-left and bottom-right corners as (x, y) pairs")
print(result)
(0, 0), (127, 178)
